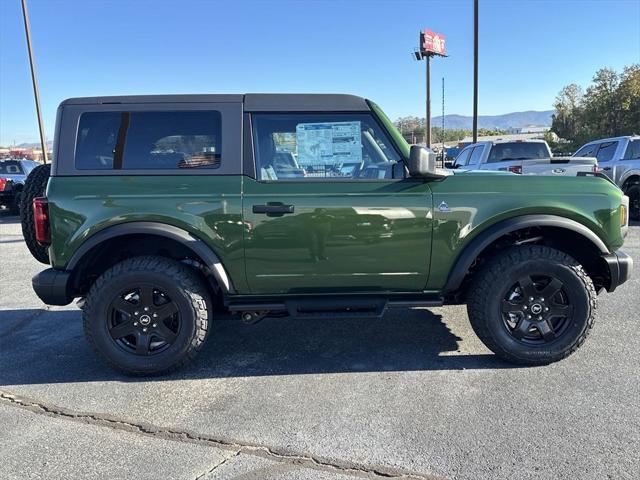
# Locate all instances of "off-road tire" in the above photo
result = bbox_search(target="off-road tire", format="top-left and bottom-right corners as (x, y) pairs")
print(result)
(83, 256), (211, 376)
(624, 182), (640, 221)
(467, 245), (596, 365)
(20, 164), (51, 264)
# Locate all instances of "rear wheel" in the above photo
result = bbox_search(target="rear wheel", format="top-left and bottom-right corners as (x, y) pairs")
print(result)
(467, 245), (596, 365)
(83, 256), (211, 375)
(20, 164), (51, 264)
(624, 182), (640, 220)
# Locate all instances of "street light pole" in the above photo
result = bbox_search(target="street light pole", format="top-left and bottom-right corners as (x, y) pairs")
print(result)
(472, 0), (479, 143)
(20, 0), (48, 164)
(425, 56), (431, 147)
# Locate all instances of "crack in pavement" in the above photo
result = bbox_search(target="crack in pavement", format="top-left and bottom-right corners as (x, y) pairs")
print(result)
(0, 391), (443, 480)
(194, 450), (241, 480)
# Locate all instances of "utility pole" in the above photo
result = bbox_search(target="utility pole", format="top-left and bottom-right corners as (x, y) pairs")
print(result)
(472, 0), (479, 143)
(20, 0), (48, 164)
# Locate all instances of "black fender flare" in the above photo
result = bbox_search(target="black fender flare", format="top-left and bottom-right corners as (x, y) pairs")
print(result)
(67, 222), (235, 294)
(443, 214), (609, 293)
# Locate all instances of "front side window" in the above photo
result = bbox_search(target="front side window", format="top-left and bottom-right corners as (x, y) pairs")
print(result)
(454, 147), (472, 166)
(596, 141), (618, 163)
(252, 113), (401, 181)
(75, 110), (222, 170)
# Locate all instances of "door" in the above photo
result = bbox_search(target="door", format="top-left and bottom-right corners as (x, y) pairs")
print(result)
(242, 112), (433, 294)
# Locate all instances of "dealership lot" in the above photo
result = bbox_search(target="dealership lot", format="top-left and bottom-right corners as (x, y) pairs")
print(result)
(1, 210), (639, 480)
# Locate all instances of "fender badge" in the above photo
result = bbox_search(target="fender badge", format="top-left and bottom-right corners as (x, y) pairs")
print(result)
(438, 201), (452, 213)
(552, 168), (566, 174)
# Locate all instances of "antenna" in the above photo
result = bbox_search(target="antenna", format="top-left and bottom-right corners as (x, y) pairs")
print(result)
(20, 0), (48, 164)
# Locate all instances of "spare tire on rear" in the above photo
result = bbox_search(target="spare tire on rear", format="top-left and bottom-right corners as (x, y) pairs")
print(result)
(20, 164), (51, 264)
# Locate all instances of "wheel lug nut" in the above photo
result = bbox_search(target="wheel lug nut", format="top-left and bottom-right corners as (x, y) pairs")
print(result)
(133, 322), (138, 326)
(527, 315), (531, 319)
(144, 307), (149, 312)
(134, 311), (139, 315)
(152, 323), (157, 328)
(153, 313), (158, 318)
(142, 328), (147, 332)
(529, 297), (534, 302)
(545, 307), (549, 311)
(538, 316), (542, 320)
(523, 306), (528, 310)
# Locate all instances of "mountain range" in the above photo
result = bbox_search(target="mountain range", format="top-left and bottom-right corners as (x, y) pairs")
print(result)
(6, 110), (556, 146)
(431, 110), (555, 131)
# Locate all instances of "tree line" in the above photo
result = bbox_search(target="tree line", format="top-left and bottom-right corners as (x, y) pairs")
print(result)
(394, 116), (505, 145)
(551, 64), (639, 151)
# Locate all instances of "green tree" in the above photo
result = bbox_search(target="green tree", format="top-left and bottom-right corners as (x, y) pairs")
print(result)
(551, 65), (640, 148)
(617, 65), (640, 135)
(551, 84), (584, 143)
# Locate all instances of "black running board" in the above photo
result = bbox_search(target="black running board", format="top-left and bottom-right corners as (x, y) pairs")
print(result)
(227, 296), (443, 320)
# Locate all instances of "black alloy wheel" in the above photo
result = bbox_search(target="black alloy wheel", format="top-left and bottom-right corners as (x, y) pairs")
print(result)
(107, 284), (181, 356)
(500, 274), (573, 344)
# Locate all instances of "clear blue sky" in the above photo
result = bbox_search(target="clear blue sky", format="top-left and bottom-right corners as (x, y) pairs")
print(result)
(1, 0), (639, 145)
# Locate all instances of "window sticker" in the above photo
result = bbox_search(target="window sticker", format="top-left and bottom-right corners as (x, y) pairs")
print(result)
(295, 121), (362, 166)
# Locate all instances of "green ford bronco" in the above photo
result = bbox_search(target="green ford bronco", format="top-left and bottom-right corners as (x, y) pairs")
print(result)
(24, 94), (632, 375)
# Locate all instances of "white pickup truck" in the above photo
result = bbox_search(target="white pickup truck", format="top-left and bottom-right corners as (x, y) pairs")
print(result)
(451, 139), (598, 176)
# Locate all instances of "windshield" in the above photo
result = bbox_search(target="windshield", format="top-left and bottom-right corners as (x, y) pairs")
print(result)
(487, 143), (549, 162)
(0, 160), (24, 175)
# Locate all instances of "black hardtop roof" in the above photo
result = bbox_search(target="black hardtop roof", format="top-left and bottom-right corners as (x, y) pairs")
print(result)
(60, 93), (370, 112)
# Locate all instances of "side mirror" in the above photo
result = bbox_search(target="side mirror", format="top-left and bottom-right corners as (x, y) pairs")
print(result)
(408, 145), (438, 177)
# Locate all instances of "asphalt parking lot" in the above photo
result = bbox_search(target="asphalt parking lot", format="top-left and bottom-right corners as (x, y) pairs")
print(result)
(1, 209), (639, 480)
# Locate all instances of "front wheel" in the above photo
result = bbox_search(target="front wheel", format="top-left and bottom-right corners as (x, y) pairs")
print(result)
(624, 183), (640, 221)
(467, 245), (596, 365)
(83, 256), (211, 375)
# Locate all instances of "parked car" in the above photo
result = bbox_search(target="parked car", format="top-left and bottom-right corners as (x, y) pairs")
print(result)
(0, 159), (40, 213)
(452, 139), (597, 176)
(573, 136), (640, 219)
(24, 93), (631, 375)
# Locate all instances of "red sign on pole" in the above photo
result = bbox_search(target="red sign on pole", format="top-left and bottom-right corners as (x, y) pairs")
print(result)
(421, 29), (446, 56)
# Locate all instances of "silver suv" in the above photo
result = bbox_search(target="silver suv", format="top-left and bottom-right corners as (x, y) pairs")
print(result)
(573, 136), (640, 219)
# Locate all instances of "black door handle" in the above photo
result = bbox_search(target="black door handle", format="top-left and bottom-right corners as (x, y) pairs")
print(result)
(253, 203), (295, 217)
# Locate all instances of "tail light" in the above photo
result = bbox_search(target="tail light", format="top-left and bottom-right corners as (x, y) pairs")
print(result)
(33, 197), (50, 245)
(0, 178), (6, 191)
(508, 165), (522, 174)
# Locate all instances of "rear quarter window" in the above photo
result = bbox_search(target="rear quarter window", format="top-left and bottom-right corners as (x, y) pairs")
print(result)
(0, 161), (25, 174)
(623, 140), (640, 160)
(595, 141), (618, 163)
(487, 143), (548, 163)
(75, 110), (222, 170)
